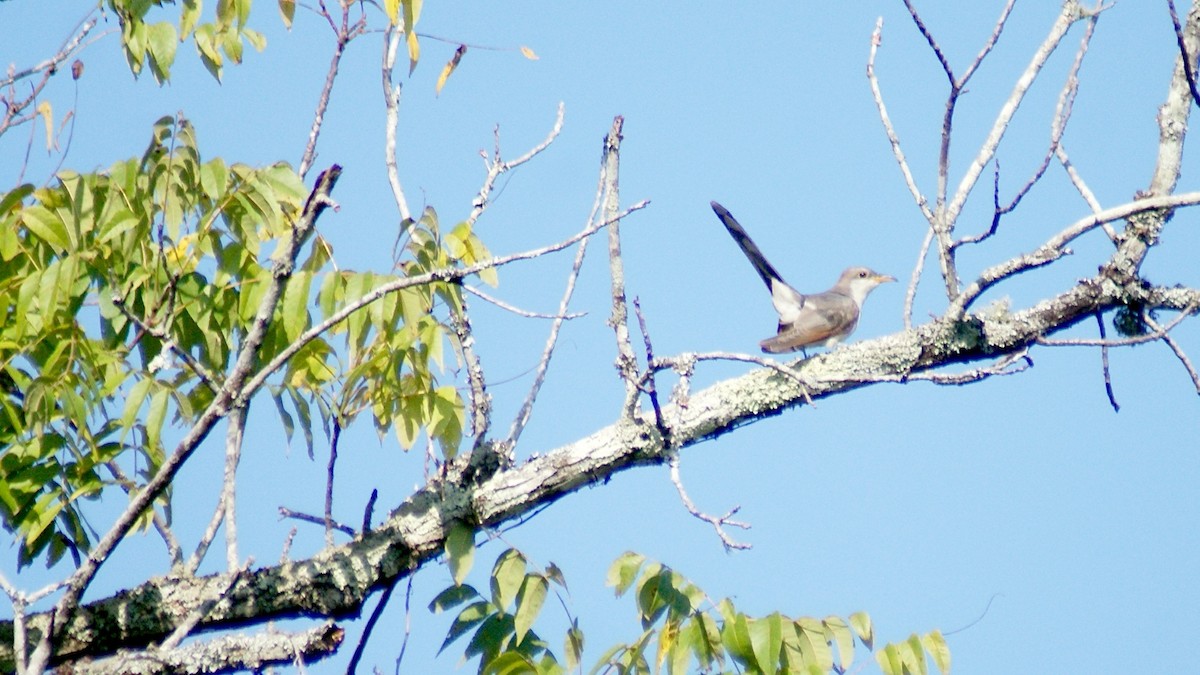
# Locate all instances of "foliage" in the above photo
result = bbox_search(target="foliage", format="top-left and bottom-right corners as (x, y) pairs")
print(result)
(0, 111), (491, 566)
(107, 0), (267, 82)
(433, 544), (951, 675)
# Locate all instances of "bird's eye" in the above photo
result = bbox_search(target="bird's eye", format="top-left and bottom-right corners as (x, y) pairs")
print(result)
(858, 270), (868, 278)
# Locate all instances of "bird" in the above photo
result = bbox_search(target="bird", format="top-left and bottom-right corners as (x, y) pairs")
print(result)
(709, 200), (895, 354)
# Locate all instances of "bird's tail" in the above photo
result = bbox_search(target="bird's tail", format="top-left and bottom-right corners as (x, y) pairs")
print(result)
(709, 201), (788, 291)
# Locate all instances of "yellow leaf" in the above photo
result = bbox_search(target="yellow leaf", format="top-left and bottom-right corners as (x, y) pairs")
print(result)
(278, 0), (296, 29)
(384, 0), (400, 25)
(36, 101), (53, 151)
(436, 45), (466, 96)
(406, 30), (420, 74)
(520, 45), (539, 60)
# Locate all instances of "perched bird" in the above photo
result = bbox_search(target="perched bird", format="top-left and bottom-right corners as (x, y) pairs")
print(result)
(709, 201), (895, 354)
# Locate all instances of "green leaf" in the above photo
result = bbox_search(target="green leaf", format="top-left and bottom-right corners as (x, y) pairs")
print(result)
(145, 21), (179, 83)
(877, 643), (903, 675)
(482, 652), (537, 675)
(280, 271), (312, 342)
(513, 575), (548, 645)
(824, 615), (856, 671)
(747, 613), (783, 674)
(428, 583), (480, 614)
(850, 610), (874, 650)
(180, 0), (201, 37)
(564, 620), (583, 672)
(145, 387), (170, 460)
(606, 551), (645, 596)
(121, 378), (154, 437)
(722, 612), (754, 669)
(437, 600), (492, 655)
(794, 618), (832, 670)
(445, 520), (475, 586)
(906, 633), (929, 675)
(278, 0), (296, 28)
(0, 183), (34, 217)
(491, 549), (527, 613)
(200, 158), (229, 200)
(22, 205), (71, 253)
(464, 613), (515, 663)
(921, 630), (951, 673)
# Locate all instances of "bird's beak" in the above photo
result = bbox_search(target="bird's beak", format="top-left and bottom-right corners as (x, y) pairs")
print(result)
(877, 274), (897, 284)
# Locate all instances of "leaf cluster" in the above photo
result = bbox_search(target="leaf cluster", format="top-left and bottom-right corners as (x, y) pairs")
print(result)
(0, 112), (488, 566)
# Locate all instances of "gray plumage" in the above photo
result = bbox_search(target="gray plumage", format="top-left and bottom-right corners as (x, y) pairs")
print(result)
(710, 201), (895, 354)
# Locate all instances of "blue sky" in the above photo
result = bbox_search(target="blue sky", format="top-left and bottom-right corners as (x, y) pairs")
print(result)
(4, 2), (1200, 673)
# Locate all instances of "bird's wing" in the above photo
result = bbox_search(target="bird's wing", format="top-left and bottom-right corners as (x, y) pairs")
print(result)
(761, 291), (859, 353)
(709, 201), (805, 322)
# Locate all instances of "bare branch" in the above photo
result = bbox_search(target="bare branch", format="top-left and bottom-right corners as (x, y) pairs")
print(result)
(103, 462), (182, 566)
(324, 419), (342, 549)
(382, 25), (411, 222)
(278, 507), (356, 537)
(669, 454), (751, 552)
(633, 298), (667, 439)
(452, 294), (493, 449)
(506, 119), (629, 450)
(959, 0), (1018, 84)
(463, 103), (565, 230)
(949, 192), (1200, 318)
(464, 284), (586, 319)
(69, 623), (343, 675)
(900, 0), (955, 85)
(0, 12), (99, 139)
(245, 197), (650, 414)
(297, 4), (366, 178)
(867, 18), (933, 224)
(957, 12), (1099, 250)
(1146, 314), (1200, 395)
(1056, 144), (1116, 240)
(945, 3), (1091, 227)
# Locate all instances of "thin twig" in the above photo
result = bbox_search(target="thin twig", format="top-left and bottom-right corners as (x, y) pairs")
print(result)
(277, 507), (357, 537)
(1096, 311), (1119, 411)
(464, 284), (585, 320)
(957, 11), (1099, 249)
(505, 120), (629, 450)
(244, 199), (649, 406)
(1037, 300), (1198, 347)
(324, 418), (341, 549)
(668, 454), (751, 551)
(1168, 0), (1200, 109)
(103, 462), (182, 565)
(949, 192), (1200, 318)
(298, 4), (365, 178)
(867, 18), (933, 224)
(185, 406), (247, 575)
(1056, 144), (1116, 241)
(945, 3), (1093, 227)
(347, 581), (397, 675)
(361, 489), (378, 533)
(393, 576), (415, 675)
(451, 289), (492, 450)
(633, 298), (667, 440)
(1146, 314), (1200, 394)
(463, 103), (565, 230)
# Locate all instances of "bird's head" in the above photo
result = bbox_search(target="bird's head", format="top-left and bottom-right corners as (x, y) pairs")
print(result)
(837, 267), (897, 305)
